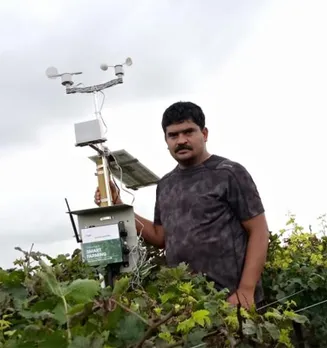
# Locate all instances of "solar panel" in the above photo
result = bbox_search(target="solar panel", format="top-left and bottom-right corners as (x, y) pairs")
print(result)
(89, 149), (160, 190)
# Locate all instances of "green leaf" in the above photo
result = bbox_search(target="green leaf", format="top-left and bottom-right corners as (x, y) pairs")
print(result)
(288, 277), (304, 287)
(159, 292), (176, 304)
(0, 319), (11, 330)
(203, 300), (218, 316)
(63, 279), (100, 304)
(242, 320), (257, 336)
(115, 314), (146, 344)
(178, 282), (194, 294)
(264, 308), (283, 321)
(191, 309), (211, 327)
(52, 301), (67, 324)
(185, 328), (206, 345)
(68, 336), (104, 348)
(308, 278), (320, 291)
(256, 323), (263, 342)
(30, 298), (58, 313)
(38, 330), (67, 348)
(19, 309), (55, 320)
(0, 270), (9, 283)
(0, 291), (11, 311)
(112, 276), (130, 296)
(132, 297), (147, 311)
(284, 310), (308, 324)
(38, 261), (62, 297)
(2, 270), (25, 287)
(177, 318), (195, 334)
(68, 303), (85, 316)
(158, 331), (174, 344)
(264, 322), (280, 340)
(14, 325), (65, 347)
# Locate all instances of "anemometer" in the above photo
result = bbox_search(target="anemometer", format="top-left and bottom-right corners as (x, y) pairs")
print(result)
(46, 57), (159, 286)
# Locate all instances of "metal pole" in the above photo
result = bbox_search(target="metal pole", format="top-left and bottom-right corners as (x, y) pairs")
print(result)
(104, 265), (114, 288)
(93, 91), (113, 206)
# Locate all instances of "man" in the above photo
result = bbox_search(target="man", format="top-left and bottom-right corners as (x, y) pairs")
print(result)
(95, 101), (269, 309)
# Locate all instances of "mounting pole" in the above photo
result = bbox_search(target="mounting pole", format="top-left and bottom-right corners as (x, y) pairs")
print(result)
(92, 91), (113, 207)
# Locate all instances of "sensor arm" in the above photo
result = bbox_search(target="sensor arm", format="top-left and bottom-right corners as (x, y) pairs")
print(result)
(66, 77), (123, 94)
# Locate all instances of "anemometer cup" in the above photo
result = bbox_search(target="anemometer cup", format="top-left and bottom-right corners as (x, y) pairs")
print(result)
(114, 65), (124, 77)
(61, 74), (74, 87)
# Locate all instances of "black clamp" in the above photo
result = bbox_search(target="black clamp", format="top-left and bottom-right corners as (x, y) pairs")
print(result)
(118, 221), (130, 267)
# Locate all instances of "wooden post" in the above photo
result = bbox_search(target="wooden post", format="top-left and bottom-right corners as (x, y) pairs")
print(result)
(95, 155), (113, 207)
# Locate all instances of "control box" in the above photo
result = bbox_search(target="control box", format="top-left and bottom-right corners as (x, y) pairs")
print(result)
(69, 204), (140, 273)
(74, 119), (106, 147)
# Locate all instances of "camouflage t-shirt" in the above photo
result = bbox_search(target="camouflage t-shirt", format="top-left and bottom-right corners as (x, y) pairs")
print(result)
(153, 154), (265, 303)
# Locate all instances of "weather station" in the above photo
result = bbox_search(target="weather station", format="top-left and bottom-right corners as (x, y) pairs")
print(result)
(45, 57), (160, 287)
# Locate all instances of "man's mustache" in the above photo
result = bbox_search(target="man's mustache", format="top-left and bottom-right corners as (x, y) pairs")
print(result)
(175, 144), (193, 153)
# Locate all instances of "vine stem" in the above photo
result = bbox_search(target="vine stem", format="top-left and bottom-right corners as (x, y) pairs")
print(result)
(26, 243), (34, 277)
(111, 298), (148, 325)
(134, 309), (176, 348)
(166, 340), (185, 348)
(61, 295), (72, 343)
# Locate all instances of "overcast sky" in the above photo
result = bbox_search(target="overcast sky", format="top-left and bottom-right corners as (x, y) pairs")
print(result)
(0, 0), (326, 269)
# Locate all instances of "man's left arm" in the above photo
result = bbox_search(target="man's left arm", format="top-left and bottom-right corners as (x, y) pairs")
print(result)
(224, 162), (270, 307)
(239, 213), (269, 294)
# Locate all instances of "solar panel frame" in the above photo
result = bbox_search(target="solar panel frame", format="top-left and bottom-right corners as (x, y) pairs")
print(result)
(89, 149), (160, 190)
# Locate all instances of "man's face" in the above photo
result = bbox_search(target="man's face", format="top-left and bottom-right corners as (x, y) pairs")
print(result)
(165, 120), (208, 164)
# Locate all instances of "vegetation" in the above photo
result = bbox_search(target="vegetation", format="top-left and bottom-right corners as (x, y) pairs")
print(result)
(262, 213), (327, 347)
(0, 214), (326, 347)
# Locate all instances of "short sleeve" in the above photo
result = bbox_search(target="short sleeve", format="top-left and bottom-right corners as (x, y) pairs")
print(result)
(224, 162), (265, 222)
(153, 184), (162, 225)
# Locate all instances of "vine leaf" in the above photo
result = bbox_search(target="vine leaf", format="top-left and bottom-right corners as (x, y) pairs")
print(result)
(68, 336), (105, 348)
(177, 318), (195, 334)
(112, 276), (130, 296)
(185, 328), (207, 346)
(37, 260), (62, 298)
(115, 314), (147, 344)
(263, 322), (280, 341)
(63, 279), (100, 304)
(191, 309), (211, 327)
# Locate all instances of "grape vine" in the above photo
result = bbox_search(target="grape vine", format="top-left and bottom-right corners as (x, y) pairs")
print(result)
(0, 214), (325, 347)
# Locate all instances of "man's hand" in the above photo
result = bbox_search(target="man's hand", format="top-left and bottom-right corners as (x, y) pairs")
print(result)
(227, 287), (255, 310)
(94, 179), (122, 206)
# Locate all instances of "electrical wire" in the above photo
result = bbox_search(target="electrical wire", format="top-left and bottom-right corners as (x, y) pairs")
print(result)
(129, 217), (151, 289)
(256, 287), (327, 316)
(189, 344), (206, 348)
(295, 298), (327, 313)
(97, 90), (108, 134)
(108, 150), (135, 205)
(257, 289), (306, 311)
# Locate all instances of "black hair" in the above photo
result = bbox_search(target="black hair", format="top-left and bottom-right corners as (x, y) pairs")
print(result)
(161, 101), (205, 132)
